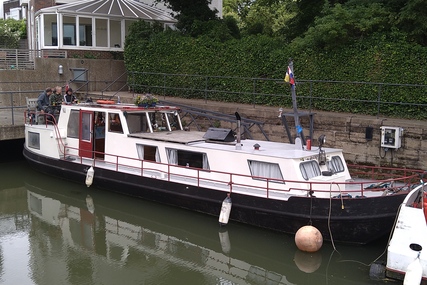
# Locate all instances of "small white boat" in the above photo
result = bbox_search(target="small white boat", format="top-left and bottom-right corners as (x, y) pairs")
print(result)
(385, 182), (427, 283)
(23, 100), (424, 244)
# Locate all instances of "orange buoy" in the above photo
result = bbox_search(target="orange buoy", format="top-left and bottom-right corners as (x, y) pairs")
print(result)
(96, 100), (115, 104)
(295, 225), (323, 252)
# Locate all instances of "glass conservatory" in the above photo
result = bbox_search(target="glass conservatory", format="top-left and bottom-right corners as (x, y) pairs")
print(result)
(33, 0), (176, 51)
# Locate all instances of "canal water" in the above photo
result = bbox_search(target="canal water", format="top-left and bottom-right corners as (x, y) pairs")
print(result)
(0, 150), (393, 285)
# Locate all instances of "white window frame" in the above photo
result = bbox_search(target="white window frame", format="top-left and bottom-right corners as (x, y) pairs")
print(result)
(248, 160), (284, 184)
(300, 160), (321, 180)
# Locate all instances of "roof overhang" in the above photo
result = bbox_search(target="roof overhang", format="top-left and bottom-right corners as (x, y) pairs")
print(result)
(35, 0), (177, 23)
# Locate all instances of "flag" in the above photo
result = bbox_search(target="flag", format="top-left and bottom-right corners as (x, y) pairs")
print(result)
(284, 66), (295, 86)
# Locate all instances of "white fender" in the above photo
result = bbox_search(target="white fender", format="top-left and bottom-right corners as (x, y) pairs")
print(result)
(403, 254), (422, 285)
(218, 194), (232, 226)
(85, 166), (95, 187)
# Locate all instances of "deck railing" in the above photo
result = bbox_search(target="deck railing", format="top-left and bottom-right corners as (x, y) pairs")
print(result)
(67, 148), (424, 198)
(91, 153), (424, 197)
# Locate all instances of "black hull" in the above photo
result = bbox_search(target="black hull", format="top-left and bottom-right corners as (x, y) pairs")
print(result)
(23, 147), (405, 245)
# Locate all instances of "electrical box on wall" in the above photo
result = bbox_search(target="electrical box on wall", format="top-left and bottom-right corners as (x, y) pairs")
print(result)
(380, 126), (403, 149)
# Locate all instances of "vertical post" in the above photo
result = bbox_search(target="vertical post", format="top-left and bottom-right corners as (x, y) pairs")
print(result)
(309, 80), (313, 112)
(235, 112), (242, 150)
(288, 60), (301, 139)
(205, 76), (208, 103)
(252, 78), (256, 108)
(15, 49), (18, 69)
(10, 92), (15, 125)
(377, 84), (382, 119)
(163, 73), (166, 98)
(86, 69), (89, 98)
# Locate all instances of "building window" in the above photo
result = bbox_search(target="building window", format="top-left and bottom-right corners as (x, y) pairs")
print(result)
(79, 17), (92, 46)
(95, 18), (108, 47)
(300, 160), (321, 180)
(110, 20), (121, 48)
(63, 16), (76, 46)
(248, 160), (284, 183)
(44, 14), (58, 46)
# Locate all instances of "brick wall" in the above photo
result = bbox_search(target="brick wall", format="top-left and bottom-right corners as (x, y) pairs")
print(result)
(32, 0), (56, 13)
(66, 50), (123, 60)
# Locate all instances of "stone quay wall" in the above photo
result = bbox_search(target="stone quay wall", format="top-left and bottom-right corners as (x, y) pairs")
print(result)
(0, 57), (126, 107)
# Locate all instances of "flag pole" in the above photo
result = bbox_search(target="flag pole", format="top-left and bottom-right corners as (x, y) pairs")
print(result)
(287, 60), (301, 140)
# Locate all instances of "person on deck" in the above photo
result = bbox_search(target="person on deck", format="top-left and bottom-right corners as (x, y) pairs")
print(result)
(64, 88), (77, 104)
(49, 86), (63, 122)
(36, 87), (53, 113)
(50, 86), (63, 107)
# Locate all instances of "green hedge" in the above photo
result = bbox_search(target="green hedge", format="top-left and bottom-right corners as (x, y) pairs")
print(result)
(124, 23), (427, 119)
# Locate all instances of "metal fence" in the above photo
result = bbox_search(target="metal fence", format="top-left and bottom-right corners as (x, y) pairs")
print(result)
(0, 90), (40, 126)
(0, 49), (67, 70)
(2, 71), (427, 126)
(128, 71), (427, 119)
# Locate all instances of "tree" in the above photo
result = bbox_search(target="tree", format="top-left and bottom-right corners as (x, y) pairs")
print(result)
(397, 0), (427, 45)
(284, 0), (326, 40)
(157, 0), (218, 33)
(223, 0), (297, 37)
(0, 19), (26, 48)
(290, 2), (390, 50)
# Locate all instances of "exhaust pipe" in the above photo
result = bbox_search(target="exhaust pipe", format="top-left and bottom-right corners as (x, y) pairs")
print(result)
(235, 112), (242, 150)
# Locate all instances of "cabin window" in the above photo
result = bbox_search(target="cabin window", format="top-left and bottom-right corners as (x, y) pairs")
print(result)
(300, 161), (321, 180)
(248, 160), (284, 183)
(329, 156), (344, 173)
(108, 113), (123, 133)
(127, 113), (150, 133)
(165, 112), (182, 130)
(67, 110), (80, 138)
(150, 112), (167, 131)
(166, 148), (210, 169)
(28, 131), (40, 149)
(136, 144), (160, 162)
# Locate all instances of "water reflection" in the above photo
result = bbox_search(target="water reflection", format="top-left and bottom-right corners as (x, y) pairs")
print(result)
(0, 161), (389, 285)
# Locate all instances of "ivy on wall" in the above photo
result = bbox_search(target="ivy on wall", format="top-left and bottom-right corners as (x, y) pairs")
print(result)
(124, 21), (427, 119)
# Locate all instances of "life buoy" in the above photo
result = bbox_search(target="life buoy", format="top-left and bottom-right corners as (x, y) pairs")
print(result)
(96, 100), (116, 104)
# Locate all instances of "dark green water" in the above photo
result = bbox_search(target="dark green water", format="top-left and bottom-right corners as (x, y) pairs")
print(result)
(0, 156), (394, 285)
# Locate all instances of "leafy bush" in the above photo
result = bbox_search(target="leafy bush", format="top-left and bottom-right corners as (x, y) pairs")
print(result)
(124, 23), (427, 119)
(0, 19), (26, 48)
